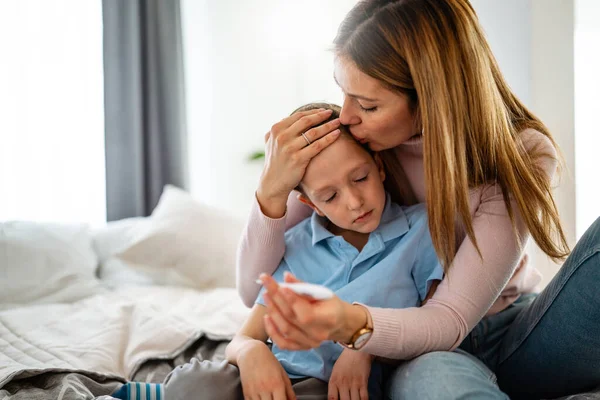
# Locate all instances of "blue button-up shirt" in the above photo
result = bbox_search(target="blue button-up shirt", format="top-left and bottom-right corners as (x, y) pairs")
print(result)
(257, 194), (443, 381)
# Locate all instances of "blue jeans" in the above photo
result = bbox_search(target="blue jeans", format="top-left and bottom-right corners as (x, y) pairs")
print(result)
(386, 216), (600, 400)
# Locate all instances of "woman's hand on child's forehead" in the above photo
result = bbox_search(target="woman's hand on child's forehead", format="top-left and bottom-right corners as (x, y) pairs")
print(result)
(256, 108), (341, 217)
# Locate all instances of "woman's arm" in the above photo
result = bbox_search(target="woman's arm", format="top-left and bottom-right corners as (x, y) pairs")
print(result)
(265, 182), (541, 358)
(355, 130), (559, 358)
(236, 192), (312, 307)
(361, 185), (530, 358)
(262, 130), (558, 360)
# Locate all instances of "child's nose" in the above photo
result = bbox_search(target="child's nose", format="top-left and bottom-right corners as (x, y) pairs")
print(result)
(347, 191), (364, 210)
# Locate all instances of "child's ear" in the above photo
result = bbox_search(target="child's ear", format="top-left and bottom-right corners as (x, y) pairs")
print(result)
(298, 193), (325, 217)
(374, 153), (386, 182)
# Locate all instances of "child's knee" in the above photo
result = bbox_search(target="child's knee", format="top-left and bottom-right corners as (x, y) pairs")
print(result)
(164, 359), (242, 400)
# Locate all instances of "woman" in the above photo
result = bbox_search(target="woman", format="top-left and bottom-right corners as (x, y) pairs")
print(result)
(238, 0), (600, 398)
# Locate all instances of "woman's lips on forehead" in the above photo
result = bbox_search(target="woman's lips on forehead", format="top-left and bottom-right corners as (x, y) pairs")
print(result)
(349, 128), (366, 142)
(352, 133), (368, 143)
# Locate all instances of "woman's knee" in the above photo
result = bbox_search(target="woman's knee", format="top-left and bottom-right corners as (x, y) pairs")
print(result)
(587, 216), (600, 238)
(545, 217), (600, 301)
(386, 350), (508, 400)
(571, 216), (600, 261)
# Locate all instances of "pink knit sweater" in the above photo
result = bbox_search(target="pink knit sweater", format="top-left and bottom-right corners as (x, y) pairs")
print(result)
(236, 129), (556, 359)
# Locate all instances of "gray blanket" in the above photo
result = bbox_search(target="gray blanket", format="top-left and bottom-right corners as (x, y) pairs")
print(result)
(0, 336), (228, 400)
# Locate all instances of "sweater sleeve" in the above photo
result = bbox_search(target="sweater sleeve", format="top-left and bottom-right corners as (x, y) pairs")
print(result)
(236, 191), (312, 307)
(359, 130), (558, 359)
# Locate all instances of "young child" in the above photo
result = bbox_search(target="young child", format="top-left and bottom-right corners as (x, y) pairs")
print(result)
(112, 103), (443, 400)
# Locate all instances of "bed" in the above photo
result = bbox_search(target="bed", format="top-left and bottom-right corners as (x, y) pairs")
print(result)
(2, 186), (599, 399)
(0, 186), (250, 399)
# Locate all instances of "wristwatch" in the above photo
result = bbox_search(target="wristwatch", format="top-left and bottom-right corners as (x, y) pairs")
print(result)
(340, 320), (373, 350)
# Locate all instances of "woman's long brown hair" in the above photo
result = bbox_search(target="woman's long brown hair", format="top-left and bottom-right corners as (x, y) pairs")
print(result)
(334, 0), (570, 272)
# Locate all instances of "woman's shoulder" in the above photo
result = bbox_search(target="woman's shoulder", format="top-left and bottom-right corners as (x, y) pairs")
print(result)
(517, 128), (559, 181)
(518, 128), (558, 159)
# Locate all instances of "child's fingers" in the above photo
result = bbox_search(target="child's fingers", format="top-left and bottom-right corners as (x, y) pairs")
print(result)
(359, 385), (369, 400)
(283, 375), (297, 400)
(328, 383), (339, 400)
(339, 387), (351, 400)
(272, 385), (287, 400)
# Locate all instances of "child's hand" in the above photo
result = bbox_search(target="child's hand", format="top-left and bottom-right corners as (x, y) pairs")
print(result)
(328, 349), (374, 399)
(237, 342), (296, 400)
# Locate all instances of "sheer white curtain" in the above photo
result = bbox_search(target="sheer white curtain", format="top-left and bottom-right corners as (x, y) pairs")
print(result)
(0, 0), (106, 225)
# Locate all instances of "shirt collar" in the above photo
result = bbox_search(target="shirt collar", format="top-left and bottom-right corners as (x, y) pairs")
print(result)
(310, 193), (410, 246)
(377, 193), (410, 242)
(310, 213), (335, 246)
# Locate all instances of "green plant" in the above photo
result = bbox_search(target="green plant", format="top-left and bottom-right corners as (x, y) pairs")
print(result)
(248, 150), (265, 161)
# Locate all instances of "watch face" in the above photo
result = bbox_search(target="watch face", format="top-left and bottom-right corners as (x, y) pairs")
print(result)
(354, 331), (373, 350)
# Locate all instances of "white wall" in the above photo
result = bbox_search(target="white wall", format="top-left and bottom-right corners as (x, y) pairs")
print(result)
(470, 0), (532, 106)
(530, 0), (577, 287)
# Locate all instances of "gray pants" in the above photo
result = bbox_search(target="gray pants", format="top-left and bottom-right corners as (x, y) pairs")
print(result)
(163, 358), (329, 400)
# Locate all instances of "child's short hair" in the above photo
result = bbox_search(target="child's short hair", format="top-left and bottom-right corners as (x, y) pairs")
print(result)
(291, 102), (372, 195)
(291, 102), (341, 121)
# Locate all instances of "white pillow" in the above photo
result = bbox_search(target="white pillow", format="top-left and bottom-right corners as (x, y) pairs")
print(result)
(114, 185), (245, 289)
(0, 221), (103, 309)
(92, 217), (146, 262)
(93, 212), (209, 289)
(92, 217), (159, 288)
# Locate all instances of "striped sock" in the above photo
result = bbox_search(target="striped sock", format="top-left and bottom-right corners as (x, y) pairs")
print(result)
(112, 382), (164, 400)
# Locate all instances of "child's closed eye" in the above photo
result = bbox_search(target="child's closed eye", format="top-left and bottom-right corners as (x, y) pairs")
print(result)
(355, 174), (369, 182)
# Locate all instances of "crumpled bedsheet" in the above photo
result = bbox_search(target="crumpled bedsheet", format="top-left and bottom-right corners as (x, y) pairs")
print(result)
(0, 286), (249, 393)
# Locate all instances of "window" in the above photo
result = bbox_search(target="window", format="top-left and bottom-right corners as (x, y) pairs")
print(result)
(0, 0), (106, 225)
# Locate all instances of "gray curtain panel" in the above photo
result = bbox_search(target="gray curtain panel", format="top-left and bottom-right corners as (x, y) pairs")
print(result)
(102, 0), (188, 221)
